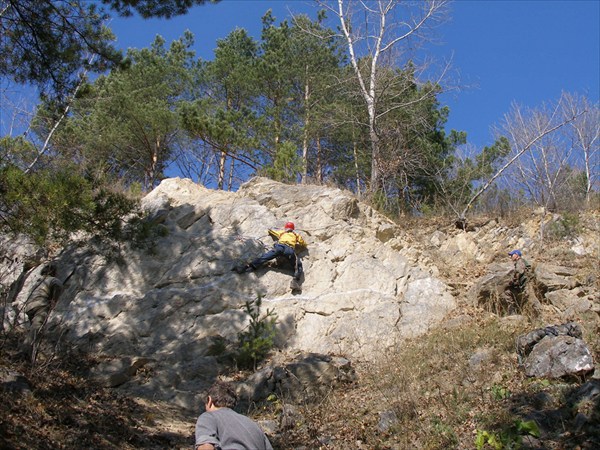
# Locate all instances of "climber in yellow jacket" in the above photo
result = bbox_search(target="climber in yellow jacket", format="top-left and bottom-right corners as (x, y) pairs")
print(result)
(239, 222), (307, 280)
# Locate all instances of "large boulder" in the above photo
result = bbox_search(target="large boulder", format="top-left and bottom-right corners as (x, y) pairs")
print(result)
(18, 177), (456, 408)
(523, 336), (594, 379)
(468, 262), (540, 315)
(237, 353), (357, 406)
(534, 263), (580, 293)
(516, 323), (595, 379)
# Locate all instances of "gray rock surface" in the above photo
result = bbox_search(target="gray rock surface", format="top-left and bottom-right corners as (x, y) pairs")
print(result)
(9, 177), (457, 407)
(524, 335), (594, 379)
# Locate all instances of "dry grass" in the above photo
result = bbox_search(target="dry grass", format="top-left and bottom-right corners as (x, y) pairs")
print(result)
(0, 332), (193, 450)
(4, 306), (597, 450)
(268, 307), (599, 449)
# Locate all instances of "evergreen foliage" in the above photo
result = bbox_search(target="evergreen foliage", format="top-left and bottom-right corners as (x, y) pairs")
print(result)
(235, 297), (278, 370)
(179, 27), (261, 189)
(51, 33), (199, 190)
(0, 0), (121, 103)
(3, 2), (596, 229)
(0, 165), (139, 247)
(261, 141), (303, 183)
(103, 0), (219, 18)
(434, 136), (511, 216)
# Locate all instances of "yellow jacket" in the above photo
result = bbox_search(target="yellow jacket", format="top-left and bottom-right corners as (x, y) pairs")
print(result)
(268, 229), (307, 250)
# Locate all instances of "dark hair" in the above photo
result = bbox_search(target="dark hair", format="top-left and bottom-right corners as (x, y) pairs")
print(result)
(207, 381), (237, 408)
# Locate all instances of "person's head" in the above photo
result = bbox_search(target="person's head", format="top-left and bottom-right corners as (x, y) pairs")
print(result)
(206, 381), (237, 409)
(508, 249), (522, 260)
(284, 221), (295, 231)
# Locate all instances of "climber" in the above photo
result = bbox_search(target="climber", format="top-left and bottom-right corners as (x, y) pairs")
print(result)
(235, 221), (307, 281)
(503, 249), (532, 313)
(195, 380), (273, 450)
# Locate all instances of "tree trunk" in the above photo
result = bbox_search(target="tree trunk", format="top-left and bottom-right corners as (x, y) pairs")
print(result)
(217, 150), (226, 190)
(353, 137), (361, 198)
(316, 135), (322, 183)
(227, 158), (234, 191)
(369, 118), (380, 192)
(302, 76), (310, 184)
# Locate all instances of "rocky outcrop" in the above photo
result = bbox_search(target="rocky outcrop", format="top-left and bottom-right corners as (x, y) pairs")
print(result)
(7, 177), (457, 409)
(468, 260), (598, 319)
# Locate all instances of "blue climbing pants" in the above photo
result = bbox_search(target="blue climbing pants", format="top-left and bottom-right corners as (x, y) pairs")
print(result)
(251, 244), (303, 279)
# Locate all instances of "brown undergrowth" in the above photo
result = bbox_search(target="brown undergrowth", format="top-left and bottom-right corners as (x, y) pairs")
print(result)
(3, 306), (598, 449)
(1, 211), (598, 449)
(0, 332), (194, 450)
(268, 307), (599, 449)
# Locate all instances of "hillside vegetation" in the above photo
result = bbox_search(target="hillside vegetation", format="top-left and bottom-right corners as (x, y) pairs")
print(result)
(1, 207), (598, 450)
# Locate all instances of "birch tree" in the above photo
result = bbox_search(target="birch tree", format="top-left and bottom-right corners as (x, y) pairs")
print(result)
(499, 94), (591, 215)
(320, 0), (448, 192)
(562, 93), (600, 203)
(431, 93), (589, 227)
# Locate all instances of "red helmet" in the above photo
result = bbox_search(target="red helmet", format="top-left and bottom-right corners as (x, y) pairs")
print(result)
(284, 222), (295, 230)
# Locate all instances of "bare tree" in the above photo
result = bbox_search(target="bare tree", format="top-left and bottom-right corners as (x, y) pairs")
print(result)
(0, 84), (36, 139)
(503, 94), (598, 216)
(429, 94), (589, 229)
(562, 93), (600, 203)
(319, 0), (448, 192)
(24, 71), (89, 174)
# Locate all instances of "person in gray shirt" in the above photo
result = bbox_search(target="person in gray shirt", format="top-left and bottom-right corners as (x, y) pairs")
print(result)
(195, 381), (273, 450)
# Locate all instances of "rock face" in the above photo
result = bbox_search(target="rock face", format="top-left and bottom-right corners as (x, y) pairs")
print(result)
(13, 177), (456, 407)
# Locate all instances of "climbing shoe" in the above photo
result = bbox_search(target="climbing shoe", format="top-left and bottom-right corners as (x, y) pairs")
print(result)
(290, 278), (301, 292)
(233, 263), (255, 274)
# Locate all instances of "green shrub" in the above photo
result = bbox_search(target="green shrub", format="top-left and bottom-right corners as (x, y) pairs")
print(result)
(545, 212), (580, 241)
(490, 384), (511, 401)
(0, 165), (141, 247)
(261, 141), (302, 183)
(235, 297), (277, 370)
(475, 419), (540, 450)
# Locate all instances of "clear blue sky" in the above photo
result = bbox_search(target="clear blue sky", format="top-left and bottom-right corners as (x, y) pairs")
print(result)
(108, 0), (600, 151)
(2, 1), (597, 152)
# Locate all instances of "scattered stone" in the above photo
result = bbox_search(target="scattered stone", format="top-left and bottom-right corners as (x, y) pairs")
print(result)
(0, 368), (31, 396)
(237, 352), (356, 407)
(378, 409), (398, 432)
(516, 322), (583, 358)
(523, 335), (594, 379)
(279, 404), (299, 430)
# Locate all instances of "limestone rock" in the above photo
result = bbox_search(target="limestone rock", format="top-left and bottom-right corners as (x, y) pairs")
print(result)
(524, 335), (594, 379)
(0, 368), (32, 396)
(92, 357), (155, 387)
(237, 353), (356, 406)
(534, 263), (580, 292)
(516, 322), (583, 358)
(6, 177), (458, 407)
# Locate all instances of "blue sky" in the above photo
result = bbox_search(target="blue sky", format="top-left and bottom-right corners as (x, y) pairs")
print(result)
(2, 1), (598, 153)
(108, 0), (600, 151)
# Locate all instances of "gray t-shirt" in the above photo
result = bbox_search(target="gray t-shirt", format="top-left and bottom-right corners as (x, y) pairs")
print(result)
(195, 407), (273, 450)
